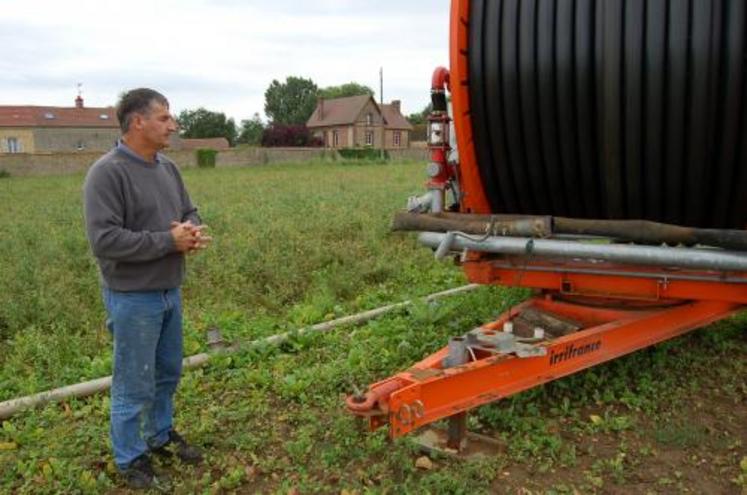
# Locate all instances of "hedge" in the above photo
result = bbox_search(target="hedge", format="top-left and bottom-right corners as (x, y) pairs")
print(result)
(196, 149), (217, 168)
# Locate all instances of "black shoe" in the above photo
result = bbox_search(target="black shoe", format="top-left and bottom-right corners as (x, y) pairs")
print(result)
(121, 454), (163, 490)
(151, 430), (204, 464)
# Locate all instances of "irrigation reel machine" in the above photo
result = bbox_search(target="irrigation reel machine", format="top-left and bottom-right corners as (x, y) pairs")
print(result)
(346, 0), (747, 453)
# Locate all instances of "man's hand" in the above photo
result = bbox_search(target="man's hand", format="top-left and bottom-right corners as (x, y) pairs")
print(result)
(187, 223), (212, 254)
(170, 221), (212, 254)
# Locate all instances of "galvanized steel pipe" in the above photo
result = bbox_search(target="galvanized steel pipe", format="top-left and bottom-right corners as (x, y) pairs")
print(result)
(418, 232), (747, 272)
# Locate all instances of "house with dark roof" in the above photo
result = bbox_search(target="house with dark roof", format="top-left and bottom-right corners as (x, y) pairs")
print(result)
(0, 96), (121, 153)
(306, 95), (413, 149)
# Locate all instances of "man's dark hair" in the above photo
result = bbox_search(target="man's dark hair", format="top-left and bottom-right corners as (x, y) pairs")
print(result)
(116, 88), (169, 133)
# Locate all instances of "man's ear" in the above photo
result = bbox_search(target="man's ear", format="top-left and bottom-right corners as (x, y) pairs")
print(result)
(131, 113), (144, 130)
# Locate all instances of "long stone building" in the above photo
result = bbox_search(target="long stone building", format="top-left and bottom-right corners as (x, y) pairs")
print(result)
(0, 96), (121, 153)
(0, 96), (232, 154)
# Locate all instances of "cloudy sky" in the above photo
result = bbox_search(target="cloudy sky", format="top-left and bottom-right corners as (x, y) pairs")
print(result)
(0, 0), (450, 123)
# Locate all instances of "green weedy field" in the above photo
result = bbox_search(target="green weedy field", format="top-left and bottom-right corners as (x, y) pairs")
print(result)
(0, 159), (745, 494)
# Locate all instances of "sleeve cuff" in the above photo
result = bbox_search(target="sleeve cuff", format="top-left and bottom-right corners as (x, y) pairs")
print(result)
(158, 230), (176, 255)
(184, 212), (202, 226)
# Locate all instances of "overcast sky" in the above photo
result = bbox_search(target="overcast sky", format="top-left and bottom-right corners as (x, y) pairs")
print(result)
(0, 0), (450, 123)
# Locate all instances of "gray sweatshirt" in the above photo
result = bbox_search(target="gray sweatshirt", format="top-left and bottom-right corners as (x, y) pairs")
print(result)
(83, 142), (200, 291)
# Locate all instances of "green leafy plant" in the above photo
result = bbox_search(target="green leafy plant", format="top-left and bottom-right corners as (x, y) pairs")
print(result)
(0, 160), (744, 493)
(338, 147), (389, 161)
(196, 148), (217, 168)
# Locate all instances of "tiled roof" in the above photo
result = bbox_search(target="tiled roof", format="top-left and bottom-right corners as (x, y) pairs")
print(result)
(180, 137), (230, 150)
(0, 105), (118, 128)
(307, 95), (413, 131)
(381, 104), (413, 130)
(307, 95), (372, 127)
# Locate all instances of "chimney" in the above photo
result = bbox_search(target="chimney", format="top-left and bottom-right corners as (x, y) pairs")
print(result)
(75, 95), (84, 108)
(318, 97), (324, 120)
(391, 100), (401, 113)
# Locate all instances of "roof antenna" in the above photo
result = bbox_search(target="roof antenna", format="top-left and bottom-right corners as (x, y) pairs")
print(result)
(379, 67), (384, 159)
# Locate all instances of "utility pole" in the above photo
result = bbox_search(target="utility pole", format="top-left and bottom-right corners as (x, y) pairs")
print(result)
(379, 67), (385, 159)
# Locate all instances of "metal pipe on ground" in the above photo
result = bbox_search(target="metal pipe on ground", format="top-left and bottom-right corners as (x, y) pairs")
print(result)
(0, 284), (479, 420)
(418, 232), (747, 272)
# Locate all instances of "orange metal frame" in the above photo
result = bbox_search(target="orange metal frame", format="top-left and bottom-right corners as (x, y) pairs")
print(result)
(350, 259), (745, 438)
(345, 0), (747, 440)
(449, 0), (491, 214)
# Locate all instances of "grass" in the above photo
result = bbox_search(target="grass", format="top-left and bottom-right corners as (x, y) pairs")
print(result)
(0, 160), (460, 398)
(0, 159), (745, 493)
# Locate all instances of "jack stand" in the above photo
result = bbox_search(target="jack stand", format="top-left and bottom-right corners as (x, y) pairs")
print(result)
(412, 412), (504, 459)
(447, 412), (467, 451)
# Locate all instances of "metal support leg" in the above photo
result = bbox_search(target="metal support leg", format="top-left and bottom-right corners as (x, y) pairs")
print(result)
(445, 336), (468, 451)
(447, 412), (467, 451)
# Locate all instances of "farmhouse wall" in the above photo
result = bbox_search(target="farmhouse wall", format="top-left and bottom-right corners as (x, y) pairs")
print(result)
(0, 129), (35, 153)
(384, 129), (409, 149)
(0, 147), (429, 177)
(33, 128), (121, 152)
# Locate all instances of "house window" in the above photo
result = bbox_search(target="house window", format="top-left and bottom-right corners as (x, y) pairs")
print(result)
(332, 130), (339, 147)
(6, 137), (20, 153)
(366, 113), (373, 126)
(394, 131), (401, 147)
(365, 131), (374, 146)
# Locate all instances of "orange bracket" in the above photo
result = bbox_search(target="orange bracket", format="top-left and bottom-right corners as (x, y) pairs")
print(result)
(346, 259), (745, 439)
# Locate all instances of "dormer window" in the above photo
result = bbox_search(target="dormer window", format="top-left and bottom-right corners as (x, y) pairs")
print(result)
(366, 113), (373, 126)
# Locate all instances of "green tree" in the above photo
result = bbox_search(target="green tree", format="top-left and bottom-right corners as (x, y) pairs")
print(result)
(237, 113), (265, 145)
(406, 103), (433, 126)
(177, 108), (238, 146)
(407, 103), (432, 142)
(264, 76), (318, 125)
(318, 82), (374, 99)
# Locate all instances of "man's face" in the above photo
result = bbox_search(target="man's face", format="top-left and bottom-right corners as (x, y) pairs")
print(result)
(135, 102), (177, 149)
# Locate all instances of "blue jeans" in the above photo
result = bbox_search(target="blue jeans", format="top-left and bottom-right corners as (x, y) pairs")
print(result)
(102, 288), (183, 470)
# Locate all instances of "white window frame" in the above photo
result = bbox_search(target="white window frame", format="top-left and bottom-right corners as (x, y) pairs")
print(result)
(365, 130), (374, 146)
(6, 137), (20, 153)
(366, 113), (373, 126)
(394, 131), (401, 147)
(332, 130), (339, 147)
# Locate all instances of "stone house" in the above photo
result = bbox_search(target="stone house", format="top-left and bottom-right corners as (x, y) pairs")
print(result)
(306, 95), (413, 149)
(0, 96), (121, 153)
(0, 96), (228, 154)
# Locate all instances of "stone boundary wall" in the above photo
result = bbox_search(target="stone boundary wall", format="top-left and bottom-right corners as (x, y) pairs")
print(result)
(0, 147), (429, 177)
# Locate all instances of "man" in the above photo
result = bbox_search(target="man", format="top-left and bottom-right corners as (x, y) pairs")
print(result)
(83, 88), (211, 489)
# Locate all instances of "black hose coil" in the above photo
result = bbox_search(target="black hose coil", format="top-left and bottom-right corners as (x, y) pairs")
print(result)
(468, 0), (747, 229)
